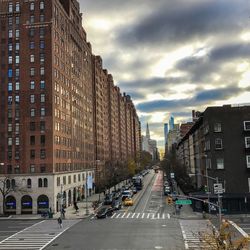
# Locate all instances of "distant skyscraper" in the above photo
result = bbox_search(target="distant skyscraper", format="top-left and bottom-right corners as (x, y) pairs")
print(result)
(169, 115), (174, 131)
(164, 123), (168, 144)
(146, 122), (150, 139)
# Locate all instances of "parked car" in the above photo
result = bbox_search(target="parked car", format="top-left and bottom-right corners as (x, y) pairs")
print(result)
(132, 187), (137, 194)
(112, 199), (122, 210)
(103, 194), (113, 205)
(124, 197), (133, 206)
(96, 206), (114, 219)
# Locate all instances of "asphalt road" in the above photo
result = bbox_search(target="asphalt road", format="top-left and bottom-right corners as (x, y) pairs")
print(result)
(0, 220), (39, 242)
(45, 171), (185, 250)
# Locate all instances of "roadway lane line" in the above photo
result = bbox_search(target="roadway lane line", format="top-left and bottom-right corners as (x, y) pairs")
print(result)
(136, 213), (140, 218)
(111, 213), (116, 218)
(121, 213), (126, 218)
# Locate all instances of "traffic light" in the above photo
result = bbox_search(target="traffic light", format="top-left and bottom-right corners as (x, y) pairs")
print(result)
(167, 196), (173, 205)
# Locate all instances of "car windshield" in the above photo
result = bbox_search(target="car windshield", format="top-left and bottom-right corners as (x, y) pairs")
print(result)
(98, 208), (107, 213)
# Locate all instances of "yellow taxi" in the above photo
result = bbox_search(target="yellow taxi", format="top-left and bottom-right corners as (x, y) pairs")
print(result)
(124, 197), (133, 206)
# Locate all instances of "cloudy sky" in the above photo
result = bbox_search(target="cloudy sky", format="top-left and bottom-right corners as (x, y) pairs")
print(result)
(80, 0), (250, 149)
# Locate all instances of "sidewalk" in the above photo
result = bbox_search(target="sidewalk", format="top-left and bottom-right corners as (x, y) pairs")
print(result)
(8, 179), (129, 220)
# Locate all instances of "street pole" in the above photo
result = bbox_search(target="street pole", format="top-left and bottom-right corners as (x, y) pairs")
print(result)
(86, 182), (89, 215)
(216, 177), (222, 229)
(205, 166), (211, 214)
(60, 184), (63, 218)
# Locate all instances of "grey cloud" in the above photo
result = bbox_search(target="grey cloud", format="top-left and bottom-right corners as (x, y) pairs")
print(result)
(115, 0), (248, 47)
(136, 86), (249, 113)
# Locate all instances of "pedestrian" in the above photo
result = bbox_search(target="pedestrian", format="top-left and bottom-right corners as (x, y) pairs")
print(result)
(61, 207), (65, 219)
(57, 217), (62, 229)
(74, 201), (79, 212)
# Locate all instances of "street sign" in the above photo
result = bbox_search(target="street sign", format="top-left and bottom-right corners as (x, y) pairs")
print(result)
(214, 183), (224, 194)
(175, 199), (192, 205)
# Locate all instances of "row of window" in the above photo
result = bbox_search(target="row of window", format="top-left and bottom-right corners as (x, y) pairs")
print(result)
(204, 121), (250, 134)
(30, 108), (46, 117)
(8, 1), (45, 13)
(205, 137), (250, 151)
(205, 158), (224, 169)
(30, 149), (46, 159)
(5, 164), (46, 174)
(30, 135), (45, 145)
(56, 173), (93, 187)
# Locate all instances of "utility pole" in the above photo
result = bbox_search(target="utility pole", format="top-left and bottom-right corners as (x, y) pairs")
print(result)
(60, 184), (63, 218)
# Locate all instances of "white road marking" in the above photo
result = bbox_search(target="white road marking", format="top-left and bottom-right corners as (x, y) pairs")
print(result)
(157, 213), (160, 219)
(111, 213), (116, 218)
(167, 213), (170, 219)
(136, 213), (140, 218)
(116, 213), (121, 218)
(142, 213), (145, 218)
(131, 213), (136, 218)
(126, 213), (131, 218)
(162, 214), (165, 219)
(121, 213), (126, 218)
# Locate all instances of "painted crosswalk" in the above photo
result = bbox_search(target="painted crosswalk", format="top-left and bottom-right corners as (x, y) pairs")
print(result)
(179, 219), (217, 249)
(91, 212), (170, 220)
(0, 220), (79, 250)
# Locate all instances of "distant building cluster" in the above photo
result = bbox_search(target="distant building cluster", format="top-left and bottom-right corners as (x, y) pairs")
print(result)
(0, 0), (141, 215)
(142, 123), (158, 160)
(176, 105), (250, 213)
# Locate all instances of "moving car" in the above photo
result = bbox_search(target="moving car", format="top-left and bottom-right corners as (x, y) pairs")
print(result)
(96, 206), (114, 219)
(124, 197), (133, 206)
(112, 199), (122, 210)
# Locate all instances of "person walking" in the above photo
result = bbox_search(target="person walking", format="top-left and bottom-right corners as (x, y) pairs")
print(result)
(61, 207), (65, 219)
(57, 217), (63, 229)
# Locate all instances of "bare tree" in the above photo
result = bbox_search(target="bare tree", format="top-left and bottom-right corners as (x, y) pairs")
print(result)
(0, 176), (27, 215)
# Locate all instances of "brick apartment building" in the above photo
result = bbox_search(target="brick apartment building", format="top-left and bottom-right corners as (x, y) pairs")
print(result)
(0, 0), (141, 215)
(177, 105), (250, 213)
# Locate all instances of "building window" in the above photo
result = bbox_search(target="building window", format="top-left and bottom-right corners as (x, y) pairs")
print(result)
(40, 94), (45, 103)
(30, 94), (35, 103)
(30, 150), (35, 159)
(74, 175), (76, 183)
(8, 69), (13, 78)
(15, 55), (20, 64)
(39, 27), (45, 38)
(8, 124), (12, 132)
(57, 177), (60, 186)
(8, 30), (13, 38)
(246, 156), (250, 168)
(30, 68), (35, 76)
(68, 175), (71, 184)
(8, 3), (13, 13)
(30, 108), (35, 117)
(15, 123), (20, 134)
(40, 53), (45, 64)
(40, 121), (45, 131)
(204, 124), (209, 134)
(245, 137), (250, 148)
(15, 137), (20, 145)
(30, 135), (35, 145)
(15, 95), (20, 104)
(40, 67), (45, 75)
(15, 2), (20, 12)
(15, 16), (20, 25)
(30, 80), (35, 89)
(30, 15), (35, 24)
(30, 164), (35, 173)
(215, 138), (223, 150)
(78, 174), (80, 182)
(15, 29), (20, 38)
(40, 40), (45, 49)
(205, 140), (210, 151)
(27, 179), (32, 188)
(8, 43), (13, 51)
(30, 2), (35, 11)
(40, 80), (45, 89)
(8, 137), (13, 146)
(40, 149), (46, 159)
(8, 82), (13, 92)
(244, 121), (250, 131)
(216, 158), (224, 169)
(43, 178), (48, 187)
(30, 54), (35, 63)
(40, 14), (45, 22)
(40, 135), (45, 145)
(40, 165), (46, 173)
(15, 150), (20, 159)
(41, 107), (45, 116)
(63, 176), (66, 185)
(8, 56), (13, 64)
(30, 122), (35, 131)
(16, 43), (20, 51)
(15, 82), (20, 91)
(29, 28), (35, 37)
(38, 178), (43, 187)
(30, 41), (35, 49)
(40, 1), (45, 10)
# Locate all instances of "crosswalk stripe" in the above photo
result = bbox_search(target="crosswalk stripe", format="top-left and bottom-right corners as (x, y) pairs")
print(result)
(157, 213), (160, 219)
(116, 213), (121, 218)
(126, 213), (131, 218)
(131, 213), (136, 218)
(109, 212), (171, 220)
(167, 213), (170, 219)
(121, 213), (126, 218)
(142, 213), (145, 218)
(136, 213), (140, 218)
(111, 213), (116, 218)
(147, 213), (150, 219)
(162, 214), (165, 219)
